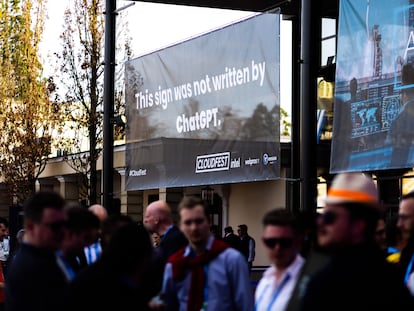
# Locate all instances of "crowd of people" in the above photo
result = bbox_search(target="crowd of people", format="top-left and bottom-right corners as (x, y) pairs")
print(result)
(1, 172), (414, 310)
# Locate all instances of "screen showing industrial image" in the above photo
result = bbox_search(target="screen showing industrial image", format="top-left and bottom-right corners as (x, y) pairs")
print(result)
(331, 0), (414, 173)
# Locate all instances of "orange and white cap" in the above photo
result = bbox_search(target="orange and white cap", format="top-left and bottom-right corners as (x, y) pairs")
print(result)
(325, 172), (379, 207)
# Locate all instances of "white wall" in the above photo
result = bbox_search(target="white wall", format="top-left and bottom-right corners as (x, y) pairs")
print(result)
(228, 178), (286, 266)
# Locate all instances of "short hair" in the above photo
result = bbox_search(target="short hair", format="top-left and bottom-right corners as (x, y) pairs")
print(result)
(238, 224), (248, 232)
(0, 217), (9, 228)
(262, 209), (301, 234)
(402, 63), (414, 85)
(402, 63), (414, 96)
(178, 196), (209, 219)
(224, 226), (233, 234)
(24, 191), (65, 223)
(65, 207), (100, 233)
(103, 223), (153, 275)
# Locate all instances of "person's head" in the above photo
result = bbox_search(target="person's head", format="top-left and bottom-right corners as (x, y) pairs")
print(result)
(152, 232), (161, 247)
(144, 200), (173, 235)
(101, 214), (134, 250)
(224, 226), (234, 235)
(16, 229), (25, 245)
(88, 204), (108, 223)
(401, 63), (414, 102)
(60, 206), (100, 256)
(210, 224), (221, 238)
(317, 173), (381, 249)
(103, 223), (153, 279)
(375, 217), (388, 251)
(262, 209), (302, 269)
(397, 191), (414, 242)
(0, 217), (9, 242)
(237, 224), (248, 237)
(178, 196), (210, 252)
(23, 191), (67, 251)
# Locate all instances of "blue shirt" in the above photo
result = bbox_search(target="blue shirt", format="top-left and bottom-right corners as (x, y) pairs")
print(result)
(162, 235), (253, 311)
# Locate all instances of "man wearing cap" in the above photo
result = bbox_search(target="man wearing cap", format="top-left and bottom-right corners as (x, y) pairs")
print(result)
(286, 172), (414, 310)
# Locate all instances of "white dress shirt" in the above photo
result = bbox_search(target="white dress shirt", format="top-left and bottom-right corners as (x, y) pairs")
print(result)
(255, 254), (305, 311)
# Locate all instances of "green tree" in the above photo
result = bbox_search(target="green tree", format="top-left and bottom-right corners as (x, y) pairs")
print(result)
(280, 107), (291, 137)
(55, 0), (131, 205)
(0, 0), (62, 204)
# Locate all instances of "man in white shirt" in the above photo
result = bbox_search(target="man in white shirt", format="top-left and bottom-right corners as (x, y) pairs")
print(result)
(0, 218), (10, 274)
(255, 209), (305, 311)
(83, 204), (107, 264)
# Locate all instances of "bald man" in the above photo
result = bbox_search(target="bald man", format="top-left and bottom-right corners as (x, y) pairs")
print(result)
(88, 204), (108, 222)
(144, 200), (187, 259)
(144, 200), (187, 297)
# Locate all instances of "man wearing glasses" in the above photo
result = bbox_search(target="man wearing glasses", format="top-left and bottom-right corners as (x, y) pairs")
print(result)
(6, 191), (68, 311)
(255, 209), (305, 311)
(287, 172), (414, 310)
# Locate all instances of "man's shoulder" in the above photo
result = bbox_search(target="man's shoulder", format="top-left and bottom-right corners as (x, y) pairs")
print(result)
(161, 226), (187, 247)
(217, 246), (245, 262)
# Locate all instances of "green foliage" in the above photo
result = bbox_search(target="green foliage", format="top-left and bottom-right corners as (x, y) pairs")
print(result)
(0, 0), (61, 203)
(280, 107), (291, 137)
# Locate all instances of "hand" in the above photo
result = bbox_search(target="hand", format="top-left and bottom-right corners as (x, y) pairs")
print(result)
(148, 295), (165, 310)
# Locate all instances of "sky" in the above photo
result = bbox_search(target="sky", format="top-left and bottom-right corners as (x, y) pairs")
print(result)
(40, 0), (292, 116)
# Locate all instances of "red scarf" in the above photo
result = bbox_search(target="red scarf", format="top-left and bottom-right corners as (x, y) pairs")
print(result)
(167, 239), (229, 311)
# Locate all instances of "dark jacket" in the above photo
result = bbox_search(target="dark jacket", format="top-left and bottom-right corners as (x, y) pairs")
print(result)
(287, 244), (414, 311)
(148, 225), (187, 296)
(223, 233), (240, 250)
(6, 244), (69, 311)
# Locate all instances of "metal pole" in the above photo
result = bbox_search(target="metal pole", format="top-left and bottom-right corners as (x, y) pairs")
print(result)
(103, 0), (116, 212)
(290, 6), (301, 212)
(300, 0), (319, 211)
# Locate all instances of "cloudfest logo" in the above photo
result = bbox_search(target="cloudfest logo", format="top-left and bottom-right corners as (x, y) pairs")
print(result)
(195, 152), (230, 173)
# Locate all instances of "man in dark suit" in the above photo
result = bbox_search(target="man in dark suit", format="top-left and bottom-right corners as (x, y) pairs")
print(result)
(144, 200), (187, 298)
(223, 226), (240, 250)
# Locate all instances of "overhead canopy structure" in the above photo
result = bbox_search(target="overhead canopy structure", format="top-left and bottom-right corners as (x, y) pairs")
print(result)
(133, 0), (338, 17)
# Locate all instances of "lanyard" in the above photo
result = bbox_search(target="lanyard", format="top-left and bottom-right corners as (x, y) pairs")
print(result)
(254, 273), (291, 311)
(405, 253), (414, 285)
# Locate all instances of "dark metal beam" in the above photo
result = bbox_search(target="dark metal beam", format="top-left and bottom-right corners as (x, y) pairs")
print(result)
(300, 0), (319, 211)
(103, 0), (116, 212)
(131, 0), (338, 17)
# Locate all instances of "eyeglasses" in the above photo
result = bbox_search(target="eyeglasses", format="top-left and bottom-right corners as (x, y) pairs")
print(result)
(320, 211), (339, 225)
(42, 221), (66, 233)
(262, 237), (294, 249)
